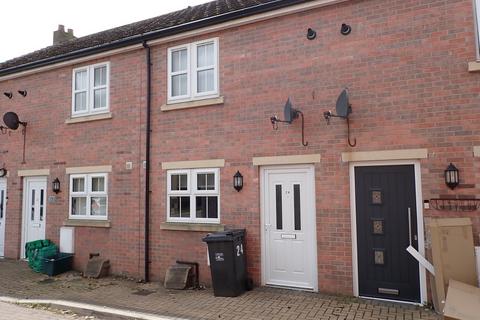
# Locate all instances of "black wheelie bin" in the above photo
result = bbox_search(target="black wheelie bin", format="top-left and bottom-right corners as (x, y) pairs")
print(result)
(203, 229), (247, 297)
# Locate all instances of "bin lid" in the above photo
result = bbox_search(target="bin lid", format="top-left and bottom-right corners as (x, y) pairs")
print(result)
(202, 229), (245, 243)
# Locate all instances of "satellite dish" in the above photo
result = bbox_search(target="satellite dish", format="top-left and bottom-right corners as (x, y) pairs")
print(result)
(335, 89), (352, 118)
(3, 112), (25, 130)
(2, 112), (28, 164)
(283, 98), (300, 124)
(323, 88), (356, 147)
(270, 98), (308, 146)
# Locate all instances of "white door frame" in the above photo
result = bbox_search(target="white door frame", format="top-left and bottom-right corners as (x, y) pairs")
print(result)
(260, 164), (318, 292)
(20, 176), (47, 259)
(349, 160), (427, 305)
(0, 178), (6, 258)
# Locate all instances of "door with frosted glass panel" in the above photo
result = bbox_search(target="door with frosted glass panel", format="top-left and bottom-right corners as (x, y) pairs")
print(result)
(23, 177), (47, 257)
(0, 179), (6, 257)
(263, 166), (317, 290)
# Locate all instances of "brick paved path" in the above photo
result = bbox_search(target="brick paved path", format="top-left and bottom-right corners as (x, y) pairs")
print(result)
(0, 259), (440, 320)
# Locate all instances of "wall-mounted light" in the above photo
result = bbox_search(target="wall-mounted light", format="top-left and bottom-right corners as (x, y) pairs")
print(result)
(306, 28), (316, 40)
(233, 171), (243, 192)
(445, 163), (459, 190)
(17, 90), (27, 97)
(3, 92), (12, 99)
(0, 167), (6, 178)
(341, 23), (352, 35)
(52, 178), (61, 194)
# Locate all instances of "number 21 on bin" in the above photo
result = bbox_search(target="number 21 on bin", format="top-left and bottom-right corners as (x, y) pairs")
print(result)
(236, 244), (244, 256)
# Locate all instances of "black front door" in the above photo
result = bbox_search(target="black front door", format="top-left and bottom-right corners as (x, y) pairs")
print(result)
(355, 165), (420, 302)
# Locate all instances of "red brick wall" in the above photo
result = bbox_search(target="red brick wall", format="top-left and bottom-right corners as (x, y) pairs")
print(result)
(148, 0), (480, 295)
(0, 0), (479, 298)
(0, 50), (147, 276)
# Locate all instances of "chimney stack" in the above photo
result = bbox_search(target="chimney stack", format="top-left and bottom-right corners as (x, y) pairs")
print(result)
(53, 25), (76, 45)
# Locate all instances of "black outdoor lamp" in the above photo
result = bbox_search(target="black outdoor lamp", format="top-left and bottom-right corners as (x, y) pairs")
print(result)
(444, 163), (459, 190)
(233, 171), (243, 192)
(52, 178), (61, 194)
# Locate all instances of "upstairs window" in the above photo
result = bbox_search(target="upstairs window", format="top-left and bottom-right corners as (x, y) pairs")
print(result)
(72, 62), (110, 116)
(167, 168), (220, 223)
(167, 38), (219, 103)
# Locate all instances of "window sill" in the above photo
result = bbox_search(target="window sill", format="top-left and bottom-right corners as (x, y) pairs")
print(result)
(65, 112), (113, 124)
(468, 61), (480, 72)
(160, 222), (224, 232)
(64, 219), (111, 228)
(161, 96), (224, 111)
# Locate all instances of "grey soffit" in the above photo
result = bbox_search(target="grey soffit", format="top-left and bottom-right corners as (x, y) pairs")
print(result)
(0, 0), (310, 75)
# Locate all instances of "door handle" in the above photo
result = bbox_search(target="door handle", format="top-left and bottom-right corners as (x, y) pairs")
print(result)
(408, 207), (412, 247)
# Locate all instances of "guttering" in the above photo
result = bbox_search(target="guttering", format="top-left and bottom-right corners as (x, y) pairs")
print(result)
(0, 0), (317, 77)
(143, 41), (151, 282)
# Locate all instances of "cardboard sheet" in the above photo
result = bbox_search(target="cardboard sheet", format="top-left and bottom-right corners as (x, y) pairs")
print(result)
(444, 280), (480, 320)
(425, 218), (477, 313)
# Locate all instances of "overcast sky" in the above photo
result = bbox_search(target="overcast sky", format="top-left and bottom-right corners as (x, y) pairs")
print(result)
(0, 0), (208, 62)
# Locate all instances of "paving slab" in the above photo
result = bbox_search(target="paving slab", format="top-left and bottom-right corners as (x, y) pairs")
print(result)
(0, 301), (79, 320)
(0, 259), (440, 320)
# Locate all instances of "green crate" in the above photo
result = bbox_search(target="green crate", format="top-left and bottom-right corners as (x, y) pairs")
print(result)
(25, 240), (58, 273)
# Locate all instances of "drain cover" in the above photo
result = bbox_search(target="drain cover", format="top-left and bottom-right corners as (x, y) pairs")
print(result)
(132, 289), (155, 296)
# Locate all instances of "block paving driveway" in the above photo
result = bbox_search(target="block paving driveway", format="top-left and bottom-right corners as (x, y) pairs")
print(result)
(0, 259), (439, 320)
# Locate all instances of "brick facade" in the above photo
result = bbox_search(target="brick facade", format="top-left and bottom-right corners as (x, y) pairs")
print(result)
(0, 51), (147, 275)
(1, 0), (479, 299)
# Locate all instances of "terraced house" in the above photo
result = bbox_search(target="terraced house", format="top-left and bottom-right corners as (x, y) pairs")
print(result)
(0, 0), (480, 305)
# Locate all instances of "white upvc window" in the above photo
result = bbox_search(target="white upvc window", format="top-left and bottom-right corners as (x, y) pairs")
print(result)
(69, 173), (108, 220)
(475, 0), (480, 58)
(167, 38), (219, 103)
(72, 62), (110, 117)
(167, 168), (220, 223)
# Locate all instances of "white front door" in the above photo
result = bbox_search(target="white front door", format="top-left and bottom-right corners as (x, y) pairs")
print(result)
(262, 166), (317, 291)
(22, 177), (47, 258)
(0, 179), (6, 257)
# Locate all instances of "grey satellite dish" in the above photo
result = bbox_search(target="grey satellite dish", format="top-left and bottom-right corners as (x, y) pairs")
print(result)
(323, 88), (356, 147)
(284, 98), (300, 124)
(3, 112), (26, 130)
(3, 111), (28, 163)
(335, 89), (352, 118)
(270, 98), (308, 146)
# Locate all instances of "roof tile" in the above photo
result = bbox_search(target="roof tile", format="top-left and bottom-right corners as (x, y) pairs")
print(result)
(0, 0), (294, 72)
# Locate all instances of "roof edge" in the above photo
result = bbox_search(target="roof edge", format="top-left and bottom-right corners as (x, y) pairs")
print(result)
(0, 0), (311, 77)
